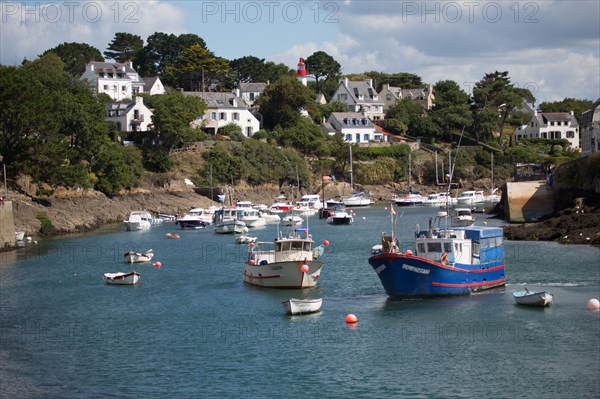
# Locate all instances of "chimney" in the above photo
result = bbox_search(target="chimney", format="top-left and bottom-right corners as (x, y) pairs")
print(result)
(365, 78), (373, 88)
(129, 60), (134, 69)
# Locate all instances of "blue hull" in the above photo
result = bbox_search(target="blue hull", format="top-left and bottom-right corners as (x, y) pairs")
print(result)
(369, 253), (506, 297)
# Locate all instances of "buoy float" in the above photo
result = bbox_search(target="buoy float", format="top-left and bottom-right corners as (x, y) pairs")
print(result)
(362, 217), (366, 220)
(345, 313), (358, 324)
(249, 259), (255, 265)
(586, 298), (600, 311)
(154, 261), (162, 268)
(405, 249), (413, 255)
(300, 264), (309, 273)
(323, 240), (330, 246)
(249, 242), (255, 247)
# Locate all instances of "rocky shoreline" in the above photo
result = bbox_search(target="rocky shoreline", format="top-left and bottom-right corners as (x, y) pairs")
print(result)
(8, 182), (600, 248)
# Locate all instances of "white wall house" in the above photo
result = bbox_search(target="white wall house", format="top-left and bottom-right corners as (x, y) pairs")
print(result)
(330, 78), (385, 121)
(142, 76), (166, 96)
(580, 99), (600, 156)
(514, 110), (580, 150)
(323, 112), (381, 144)
(234, 82), (267, 107)
(184, 92), (261, 138)
(378, 84), (435, 112)
(81, 61), (145, 101)
(105, 96), (153, 132)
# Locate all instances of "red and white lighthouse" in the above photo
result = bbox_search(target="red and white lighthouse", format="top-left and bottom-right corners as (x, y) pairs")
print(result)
(296, 58), (308, 86)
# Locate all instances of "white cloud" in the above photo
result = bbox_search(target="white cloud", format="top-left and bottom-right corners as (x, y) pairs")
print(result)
(0, 1), (186, 65)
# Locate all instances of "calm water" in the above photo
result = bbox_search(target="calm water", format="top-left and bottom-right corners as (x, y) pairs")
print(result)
(1, 206), (599, 399)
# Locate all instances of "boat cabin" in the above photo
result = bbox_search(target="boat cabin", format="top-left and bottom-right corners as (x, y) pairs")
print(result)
(415, 225), (504, 268)
(250, 236), (314, 265)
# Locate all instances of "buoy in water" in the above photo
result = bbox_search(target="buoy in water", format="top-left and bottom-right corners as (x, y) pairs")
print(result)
(323, 240), (330, 246)
(345, 314), (357, 324)
(300, 264), (309, 273)
(586, 298), (600, 311)
(154, 261), (162, 268)
(362, 217), (366, 220)
(249, 259), (255, 265)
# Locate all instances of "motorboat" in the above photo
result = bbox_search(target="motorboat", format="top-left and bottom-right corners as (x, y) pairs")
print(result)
(343, 192), (372, 207)
(235, 235), (257, 244)
(394, 192), (426, 207)
(243, 227), (329, 288)
(457, 190), (485, 205)
(296, 194), (323, 210)
(513, 287), (554, 307)
(423, 192), (457, 206)
(177, 208), (212, 229)
(213, 208), (248, 234)
(104, 271), (141, 285)
(451, 208), (476, 227)
(238, 208), (267, 228)
(282, 298), (323, 315)
(259, 212), (281, 224)
(282, 214), (303, 226)
(124, 249), (154, 263)
(123, 211), (153, 231)
(326, 207), (353, 225)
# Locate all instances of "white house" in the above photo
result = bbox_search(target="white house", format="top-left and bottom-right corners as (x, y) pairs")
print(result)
(184, 92), (261, 138)
(234, 82), (267, 107)
(330, 78), (385, 121)
(514, 110), (580, 150)
(378, 84), (435, 112)
(323, 112), (382, 144)
(580, 99), (600, 156)
(81, 61), (145, 101)
(105, 96), (153, 132)
(142, 76), (166, 96)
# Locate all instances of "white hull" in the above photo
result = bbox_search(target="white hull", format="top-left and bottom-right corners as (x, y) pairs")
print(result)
(243, 217), (267, 228)
(15, 231), (25, 241)
(283, 215), (303, 226)
(513, 290), (554, 307)
(124, 250), (154, 263)
(124, 220), (151, 231)
(343, 196), (372, 207)
(260, 213), (281, 224)
(243, 260), (323, 288)
(104, 271), (141, 285)
(214, 220), (248, 234)
(282, 298), (323, 315)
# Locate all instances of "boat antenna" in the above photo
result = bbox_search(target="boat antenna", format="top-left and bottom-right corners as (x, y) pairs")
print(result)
(444, 125), (466, 228)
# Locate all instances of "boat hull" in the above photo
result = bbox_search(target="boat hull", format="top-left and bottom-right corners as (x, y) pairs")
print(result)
(103, 271), (141, 285)
(513, 291), (553, 307)
(368, 253), (506, 297)
(282, 298), (323, 315)
(214, 221), (248, 234)
(327, 216), (353, 225)
(243, 260), (323, 288)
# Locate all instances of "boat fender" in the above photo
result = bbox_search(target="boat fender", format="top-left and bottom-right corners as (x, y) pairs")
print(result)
(441, 252), (448, 265)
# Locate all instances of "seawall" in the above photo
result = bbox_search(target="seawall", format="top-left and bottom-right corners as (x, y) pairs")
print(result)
(0, 201), (16, 250)
(504, 181), (555, 222)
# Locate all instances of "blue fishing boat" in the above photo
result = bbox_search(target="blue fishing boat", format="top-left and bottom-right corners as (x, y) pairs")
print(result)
(368, 211), (506, 297)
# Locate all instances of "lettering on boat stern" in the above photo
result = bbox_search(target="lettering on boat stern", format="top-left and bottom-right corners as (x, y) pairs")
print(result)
(375, 265), (385, 274)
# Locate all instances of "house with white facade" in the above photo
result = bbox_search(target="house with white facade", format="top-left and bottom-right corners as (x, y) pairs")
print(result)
(81, 61), (145, 101)
(330, 79), (385, 121)
(580, 98), (600, 156)
(234, 82), (267, 107)
(514, 110), (580, 150)
(184, 92), (261, 137)
(142, 76), (166, 96)
(322, 112), (382, 144)
(378, 84), (435, 112)
(105, 96), (153, 132)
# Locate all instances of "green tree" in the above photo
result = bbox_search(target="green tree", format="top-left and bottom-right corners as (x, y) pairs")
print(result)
(272, 118), (329, 157)
(230, 56), (267, 83)
(345, 71), (423, 91)
(42, 42), (103, 76)
(256, 77), (315, 129)
(263, 61), (294, 83)
(104, 32), (144, 62)
(305, 51), (342, 93)
(135, 32), (207, 81)
(430, 80), (472, 140)
(164, 44), (231, 91)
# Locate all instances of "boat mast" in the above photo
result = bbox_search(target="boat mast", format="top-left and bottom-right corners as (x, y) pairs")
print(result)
(491, 152), (494, 191)
(349, 145), (353, 190)
(408, 151), (412, 192)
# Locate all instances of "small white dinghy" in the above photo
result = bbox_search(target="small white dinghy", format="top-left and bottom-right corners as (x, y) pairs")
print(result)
(124, 249), (154, 263)
(513, 287), (554, 307)
(235, 235), (257, 244)
(282, 298), (323, 315)
(103, 271), (141, 285)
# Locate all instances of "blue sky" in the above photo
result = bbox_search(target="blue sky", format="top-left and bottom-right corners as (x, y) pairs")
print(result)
(1, 0), (599, 104)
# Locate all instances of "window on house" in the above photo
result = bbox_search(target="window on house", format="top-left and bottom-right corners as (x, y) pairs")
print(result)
(246, 127), (253, 137)
(531, 122), (534, 127)
(345, 134), (352, 141)
(566, 131), (575, 138)
(108, 73), (114, 78)
(233, 113), (239, 121)
(220, 112), (227, 121)
(249, 93), (255, 101)
(103, 85), (108, 91)
(362, 119), (368, 125)
(363, 134), (370, 141)
(338, 94), (347, 101)
(386, 94), (392, 101)
(210, 112), (217, 120)
(121, 86), (126, 93)
(343, 118), (349, 125)
(555, 132), (562, 139)
(374, 134), (382, 141)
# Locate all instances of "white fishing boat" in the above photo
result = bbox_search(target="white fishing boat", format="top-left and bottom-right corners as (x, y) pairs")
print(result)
(423, 192), (457, 206)
(343, 192), (372, 207)
(513, 287), (554, 307)
(259, 212), (281, 224)
(123, 249), (154, 263)
(394, 192), (426, 206)
(326, 207), (353, 225)
(457, 190), (485, 205)
(243, 227), (328, 288)
(238, 208), (267, 228)
(282, 298), (323, 315)
(103, 271), (141, 285)
(177, 208), (213, 229)
(213, 208), (248, 234)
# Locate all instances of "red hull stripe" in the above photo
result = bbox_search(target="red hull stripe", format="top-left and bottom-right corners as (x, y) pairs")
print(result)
(243, 272), (281, 279)
(431, 278), (506, 288)
(373, 254), (505, 273)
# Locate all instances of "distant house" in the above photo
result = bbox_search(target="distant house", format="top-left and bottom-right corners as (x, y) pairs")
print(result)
(184, 91), (261, 137)
(81, 61), (144, 101)
(142, 76), (166, 96)
(514, 110), (580, 150)
(378, 84), (435, 112)
(322, 112), (382, 144)
(234, 82), (267, 107)
(580, 98), (600, 156)
(330, 78), (384, 121)
(105, 96), (153, 132)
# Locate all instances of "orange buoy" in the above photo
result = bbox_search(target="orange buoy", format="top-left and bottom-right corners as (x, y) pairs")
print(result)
(323, 240), (330, 246)
(587, 298), (600, 311)
(300, 264), (309, 273)
(345, 313), (357, 324)
(249, 259), (255, 265)
(154, 261), (162, 268)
